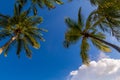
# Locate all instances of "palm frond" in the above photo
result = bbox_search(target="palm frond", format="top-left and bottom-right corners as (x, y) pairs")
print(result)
(80, 37), (90, 65)
(65, 18), (80, 30)
(78, 7), (84, 29)
(0, 29), (11, 40)
(91, 38), (111, 52)
(16, 0), (27, 6)
(65, 30), (81, 42)
(91, 32), (111, 52)
(24, 32), (40, 49)
(0, 14), (10, 27)
(14, 4), (21, 16)
(4, 45), (10, 57)
(37, 28), (48, 32)
(32, 5), (37, 15)
(16, 38), (23, 58)
(54, 0), (64, 5)
(64, 23), (82, 48)
(90, 32), (106, 40)
(84, 10), (98, 32)
(23, 38), (32, 58)
(28, 16), (43, 25)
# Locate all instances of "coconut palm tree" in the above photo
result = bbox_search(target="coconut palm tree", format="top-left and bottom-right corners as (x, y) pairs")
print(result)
(64, 8), (120, 65)
(16, 0), (63, 15)
(0, 4), (47, 58)
(89, 0), (120, 40)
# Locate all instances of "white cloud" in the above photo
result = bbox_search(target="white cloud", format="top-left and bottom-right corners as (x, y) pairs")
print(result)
(98, 51), (109, 60)
(70, 71), (78, 75)
(68, 58), (120, 80)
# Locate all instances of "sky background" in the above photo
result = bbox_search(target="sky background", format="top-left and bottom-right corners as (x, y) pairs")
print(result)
(0, 0), (120, 80)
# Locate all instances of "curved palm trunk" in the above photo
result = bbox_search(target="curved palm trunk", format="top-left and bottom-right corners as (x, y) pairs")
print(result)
(89, 34), (120, 52)
(0, 35), (18, 54)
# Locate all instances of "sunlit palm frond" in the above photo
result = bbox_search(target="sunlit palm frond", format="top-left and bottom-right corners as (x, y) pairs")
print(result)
(90, 32), (106, 39)
(90, 32), (111, 52)
(64, 17), (82, 48)
(91, 38), (111, 52)
(24, 32), (40, 49)
(64, 27), (82, 47)
(80, 37), (89, 65)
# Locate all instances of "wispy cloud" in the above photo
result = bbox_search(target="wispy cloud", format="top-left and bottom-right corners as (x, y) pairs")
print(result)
(68, 53), (120, 80)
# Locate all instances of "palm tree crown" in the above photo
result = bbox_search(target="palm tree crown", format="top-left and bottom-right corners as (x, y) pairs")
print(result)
(89, 0), (120, 40)
(64, 8), (120, 65)
(0, 4), (47, 58)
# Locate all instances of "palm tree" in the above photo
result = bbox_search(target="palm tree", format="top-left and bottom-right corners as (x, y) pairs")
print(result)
(16, 0), (63, 15)
(0, 4), (47, 58)
(89, 0), (120, 40)
(64, 8), (120, 65)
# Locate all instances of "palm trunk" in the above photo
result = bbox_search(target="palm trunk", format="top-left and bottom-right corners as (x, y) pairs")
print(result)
(0, 35), (18, 54)
(89, 34), (120, 52)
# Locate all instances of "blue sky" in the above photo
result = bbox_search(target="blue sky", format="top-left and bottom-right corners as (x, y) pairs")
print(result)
(0, 0), (120, 80)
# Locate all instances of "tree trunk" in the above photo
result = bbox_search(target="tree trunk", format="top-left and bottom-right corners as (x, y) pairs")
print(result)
(0, 35), (17, 54)
(89, 34), (120, 53)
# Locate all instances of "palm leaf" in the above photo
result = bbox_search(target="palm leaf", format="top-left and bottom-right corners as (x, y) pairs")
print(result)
(4, 45), (10, 57)
(78, 7), (83, 30)
(16, 38), (23, 58)
(90, 32), (106, 39)
(24, 32), (40, 49)
(65, 18), (79, 29)
(32, 5), (37, 15)
(23, 38), (32, 58)
(80, 37), (90, 65)
(14, 4), (21, 16)
(55, 0), (64, 5)
(91, 38), (111, 52)
(84, 10), (98, 32)
(65, 28), (82, 43)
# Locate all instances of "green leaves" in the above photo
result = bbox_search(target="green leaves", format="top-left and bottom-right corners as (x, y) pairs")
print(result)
(64, 7), (120, 65)
(23, 37), (32, 58)
(78, 7), (84, 29)
(65, 18), (80, 30)
(64, 29), (82, 47)
(16, 38), (23, 57)
(0, 3), (47, 58)
(91, 38), (111, 52)
(64, 17), (82, 47)
(89, 0), (120, 38)
(16, 0), (64, 15)
(80, 37), (89, 65)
